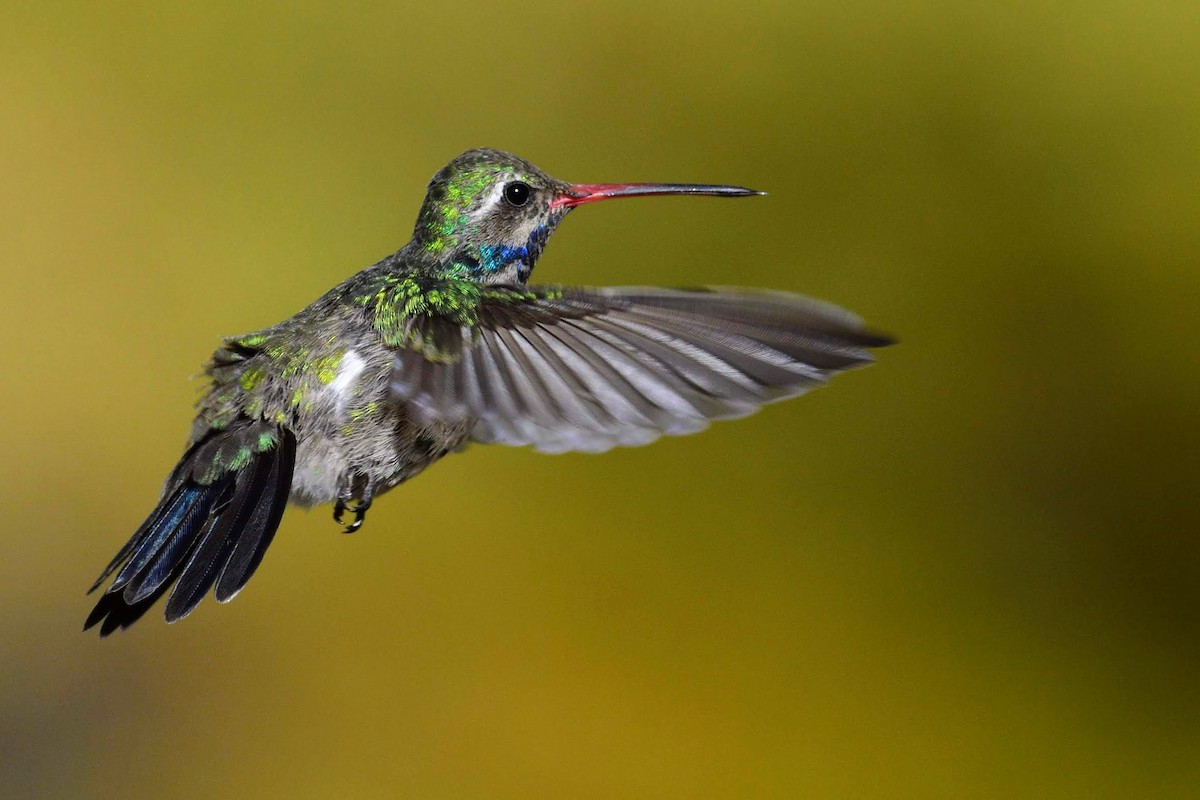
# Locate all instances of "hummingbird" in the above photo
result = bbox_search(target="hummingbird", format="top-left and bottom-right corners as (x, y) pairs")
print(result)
(85, 148), (893, 636)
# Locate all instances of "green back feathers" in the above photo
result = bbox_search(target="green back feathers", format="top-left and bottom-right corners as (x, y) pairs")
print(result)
(351, 271), (555, 360)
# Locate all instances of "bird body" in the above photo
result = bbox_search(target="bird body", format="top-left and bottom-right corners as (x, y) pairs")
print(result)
(193, 269), (469, 509)
(86, 148), (892, 635)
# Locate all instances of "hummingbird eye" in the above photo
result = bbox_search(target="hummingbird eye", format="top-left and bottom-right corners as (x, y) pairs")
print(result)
(503, 182), (531, 207)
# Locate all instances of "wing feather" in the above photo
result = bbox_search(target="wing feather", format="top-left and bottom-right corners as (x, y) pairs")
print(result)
(388, 285), (891, 454)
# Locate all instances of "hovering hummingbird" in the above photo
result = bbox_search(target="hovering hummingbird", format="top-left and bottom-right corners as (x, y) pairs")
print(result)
(85, 148), (892, 635)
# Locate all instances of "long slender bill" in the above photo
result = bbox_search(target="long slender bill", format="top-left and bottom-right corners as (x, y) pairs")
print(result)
(553, 182), (764, 209)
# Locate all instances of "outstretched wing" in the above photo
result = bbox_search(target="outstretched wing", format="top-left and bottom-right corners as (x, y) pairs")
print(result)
(389, 285), (892, 454)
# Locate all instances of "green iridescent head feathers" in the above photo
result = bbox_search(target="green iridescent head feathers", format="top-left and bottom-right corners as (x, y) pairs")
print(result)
(411, 148), (570, 284)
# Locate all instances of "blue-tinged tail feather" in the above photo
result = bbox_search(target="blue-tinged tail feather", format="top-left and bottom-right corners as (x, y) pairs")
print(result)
(85, 422), (296, 636)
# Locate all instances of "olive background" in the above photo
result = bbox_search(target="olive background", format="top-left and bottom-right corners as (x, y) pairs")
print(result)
(2, 2), (1197, 797)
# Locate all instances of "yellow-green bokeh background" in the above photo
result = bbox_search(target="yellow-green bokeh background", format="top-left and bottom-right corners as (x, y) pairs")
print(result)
(3, 2), (1198, 797)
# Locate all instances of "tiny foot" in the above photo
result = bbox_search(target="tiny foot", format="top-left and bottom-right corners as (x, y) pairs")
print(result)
(335, 499), (372, 534)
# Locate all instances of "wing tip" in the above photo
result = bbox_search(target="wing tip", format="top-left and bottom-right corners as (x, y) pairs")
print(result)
(859, 329), (897, 349)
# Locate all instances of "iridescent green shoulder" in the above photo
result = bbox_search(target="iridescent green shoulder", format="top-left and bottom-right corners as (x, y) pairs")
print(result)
(350, 271), (563, 360)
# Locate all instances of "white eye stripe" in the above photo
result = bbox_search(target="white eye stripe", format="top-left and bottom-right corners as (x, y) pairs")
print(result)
(478, 175), (521, 215)
(479, 183), (505, 214)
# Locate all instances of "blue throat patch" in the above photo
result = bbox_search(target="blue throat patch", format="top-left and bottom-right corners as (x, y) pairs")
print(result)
(469, 224), (551, 281)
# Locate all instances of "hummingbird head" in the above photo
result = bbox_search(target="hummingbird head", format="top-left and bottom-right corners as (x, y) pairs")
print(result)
(411, 148), (763, 284)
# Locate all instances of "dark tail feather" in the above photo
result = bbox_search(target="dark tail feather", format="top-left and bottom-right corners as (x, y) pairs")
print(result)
(86, 457), (197, 594)
(85, 424), (296, 636)
(215, 438), (295, 603)
(84, 579), (170, 637)
(116, 483), (229, 602)
(163, 438), (278, 622)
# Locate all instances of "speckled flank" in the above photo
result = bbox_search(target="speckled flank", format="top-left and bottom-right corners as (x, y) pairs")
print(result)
(328, 350), (366, 403)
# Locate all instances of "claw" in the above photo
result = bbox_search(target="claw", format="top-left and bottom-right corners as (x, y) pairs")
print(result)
(333, 474), (374, 533)
(334, 498), (371, 534)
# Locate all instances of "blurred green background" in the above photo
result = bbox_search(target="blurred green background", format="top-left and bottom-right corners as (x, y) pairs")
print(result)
(3, 1), (1198, 797)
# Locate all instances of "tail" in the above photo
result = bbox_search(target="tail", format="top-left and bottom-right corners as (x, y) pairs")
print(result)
(86, 420), (296, 636)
